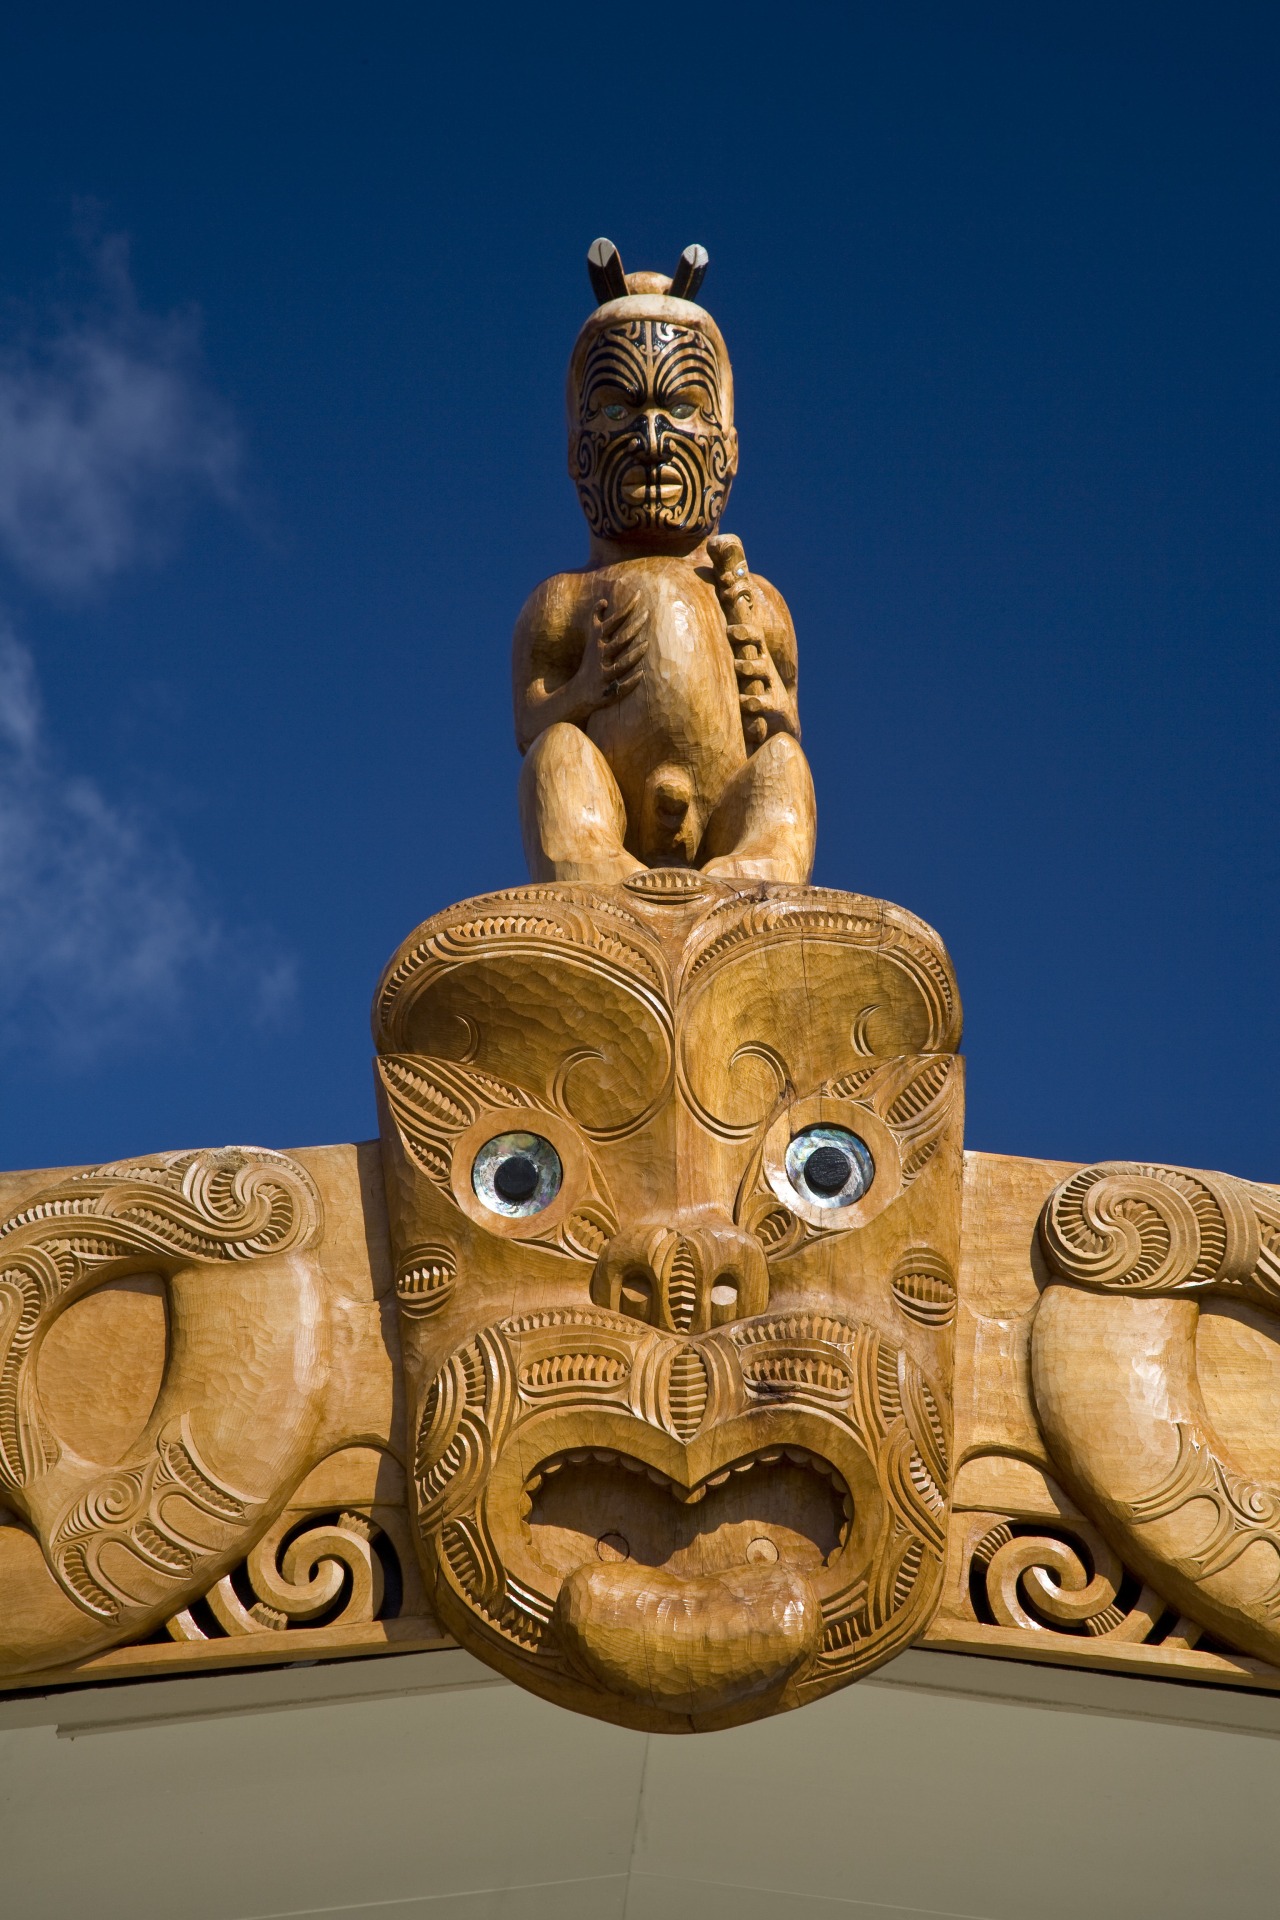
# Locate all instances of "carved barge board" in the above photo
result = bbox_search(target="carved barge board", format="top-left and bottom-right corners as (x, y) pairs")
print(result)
(925, 1150), (1280, 1692)
(4, 1140), (1279, 1699)
(0, 1143), (447, 1690)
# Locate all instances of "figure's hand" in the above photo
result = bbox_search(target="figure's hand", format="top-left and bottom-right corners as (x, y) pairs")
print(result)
(728, 632), (796, 740)
(575, 593), (649, 716)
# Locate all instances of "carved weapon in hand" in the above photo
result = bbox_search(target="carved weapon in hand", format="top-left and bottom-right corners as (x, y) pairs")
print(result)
(708, 533), (770, 748)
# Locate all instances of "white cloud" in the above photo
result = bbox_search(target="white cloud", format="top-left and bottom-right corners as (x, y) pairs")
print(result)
(0, 232), (240, 594)
(0, 236), (289, 1063)
(0, 623), (292, 1061)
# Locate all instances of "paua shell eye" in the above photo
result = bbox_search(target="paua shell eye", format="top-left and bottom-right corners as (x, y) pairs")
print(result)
(472, 1132), (562, 1217)
(785, 1125), (874, 1210)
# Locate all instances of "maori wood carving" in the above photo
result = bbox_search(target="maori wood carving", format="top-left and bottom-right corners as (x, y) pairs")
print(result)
(515, 238), (816, 888)
(373, 876), (964, 1730)
(1, 237), (1278, 1724)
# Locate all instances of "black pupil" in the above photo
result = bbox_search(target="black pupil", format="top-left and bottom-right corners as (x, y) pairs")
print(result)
(803, 1145), (851, 1196)
(494, 1154), (540, 1204)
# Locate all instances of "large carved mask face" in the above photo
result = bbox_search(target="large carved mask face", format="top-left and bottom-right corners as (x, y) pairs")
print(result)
(373, 874), (963, 1731)
(568, 319), (738, 541)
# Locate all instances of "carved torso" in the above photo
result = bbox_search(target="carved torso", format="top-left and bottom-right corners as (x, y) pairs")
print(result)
(519, 554), (799, 866)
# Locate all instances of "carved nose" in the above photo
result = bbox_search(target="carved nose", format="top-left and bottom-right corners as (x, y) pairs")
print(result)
(591, 1215), (768, 1334)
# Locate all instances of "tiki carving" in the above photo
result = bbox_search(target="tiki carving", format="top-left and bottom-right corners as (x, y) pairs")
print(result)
(514, 238), (816, 888)
(374, 874), (964, 1731)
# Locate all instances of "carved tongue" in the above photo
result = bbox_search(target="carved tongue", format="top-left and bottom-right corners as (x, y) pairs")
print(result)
(555, 1559), (821, 1717)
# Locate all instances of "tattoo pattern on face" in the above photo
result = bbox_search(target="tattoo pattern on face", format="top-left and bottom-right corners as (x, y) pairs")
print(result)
(572, 322), (734, 539)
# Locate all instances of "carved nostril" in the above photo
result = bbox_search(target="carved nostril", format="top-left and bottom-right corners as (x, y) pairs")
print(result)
(710, 1275), (740, 1328)
(619, 1270), (653, 1322)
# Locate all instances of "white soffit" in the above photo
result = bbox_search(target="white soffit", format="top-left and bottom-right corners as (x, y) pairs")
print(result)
(1, 1647), (1278, 1918)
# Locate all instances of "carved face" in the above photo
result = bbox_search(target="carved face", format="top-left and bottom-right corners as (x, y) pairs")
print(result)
(374, 874), (963, 1731)
(569, 320), (737, 541)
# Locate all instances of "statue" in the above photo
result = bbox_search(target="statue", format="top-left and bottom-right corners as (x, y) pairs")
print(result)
(374, 874), (964, 1729)
(1, 236), (1280, 1728)
(514, 239), (816, 885)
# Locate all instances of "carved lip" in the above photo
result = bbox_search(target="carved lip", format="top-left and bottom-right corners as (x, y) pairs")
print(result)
(621, 466), (682, 505)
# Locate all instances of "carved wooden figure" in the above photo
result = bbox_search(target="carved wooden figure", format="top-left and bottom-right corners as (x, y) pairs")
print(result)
(1, 236), (1279, 1728)
(514, 240), (817, 887)
(373, 875), (963, 1730)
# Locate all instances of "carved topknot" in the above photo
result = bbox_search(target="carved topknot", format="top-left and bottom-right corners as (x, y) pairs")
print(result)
(586, 238), (709, 308)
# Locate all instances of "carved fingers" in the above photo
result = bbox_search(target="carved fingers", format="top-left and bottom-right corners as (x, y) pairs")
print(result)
(585, 594), (649, 708)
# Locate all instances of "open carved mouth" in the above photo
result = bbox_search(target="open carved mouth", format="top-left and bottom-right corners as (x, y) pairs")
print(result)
(516, 1443), (851, 1717)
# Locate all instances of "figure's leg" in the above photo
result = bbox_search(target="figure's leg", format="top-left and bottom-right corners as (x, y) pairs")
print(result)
(519, 723), (643, 884)
(698, 733), (817, 884)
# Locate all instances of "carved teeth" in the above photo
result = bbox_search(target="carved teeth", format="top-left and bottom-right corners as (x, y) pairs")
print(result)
(524, 1445), (851, 1505)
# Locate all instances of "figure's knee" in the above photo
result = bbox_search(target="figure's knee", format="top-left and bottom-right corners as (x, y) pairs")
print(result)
(518, 725), (638, 884)
(700, 732), (817, 885)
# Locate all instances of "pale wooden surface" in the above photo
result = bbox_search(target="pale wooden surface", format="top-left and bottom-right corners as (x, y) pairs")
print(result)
(515, 243), (816, 885)
(375, 876), (963, 1730)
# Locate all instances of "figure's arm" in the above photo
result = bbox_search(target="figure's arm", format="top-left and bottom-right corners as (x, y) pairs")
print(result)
(751, 574), (801, 741)
(512, 577), (649, 755)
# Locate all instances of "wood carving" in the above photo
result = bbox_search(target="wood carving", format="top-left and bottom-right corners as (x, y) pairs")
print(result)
(374, 875), (964, 1730)
(514, 240), (816, 886)
(3, 233), (1280, 1726)
(1033, 1162), (1280, 1667)
(0, 1143), (442, 1682)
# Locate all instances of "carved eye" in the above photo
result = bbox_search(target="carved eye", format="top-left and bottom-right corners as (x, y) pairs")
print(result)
(785, 1125), (874, 1210)
(668, 401), (695, 420)
(602, 403), (627, 421)
(472, 1132), (562, 1217)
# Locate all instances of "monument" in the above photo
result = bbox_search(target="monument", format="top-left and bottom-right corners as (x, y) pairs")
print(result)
(2, 240), (1279, 1731)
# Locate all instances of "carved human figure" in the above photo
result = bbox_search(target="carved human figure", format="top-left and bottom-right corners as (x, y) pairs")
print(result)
(513, 240), (817, 886)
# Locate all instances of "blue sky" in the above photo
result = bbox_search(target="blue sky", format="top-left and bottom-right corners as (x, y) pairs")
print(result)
(0, 6), (1276, 1180)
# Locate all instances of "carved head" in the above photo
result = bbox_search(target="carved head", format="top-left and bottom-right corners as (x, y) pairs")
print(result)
(374, 875), (963, 1731)
(566, 239), (738, 545)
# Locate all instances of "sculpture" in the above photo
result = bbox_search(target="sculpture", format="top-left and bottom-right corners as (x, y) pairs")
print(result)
(514, 239), (816, 886)
(373, 874), (963, 1729)
(1, 237), (1278, 1725)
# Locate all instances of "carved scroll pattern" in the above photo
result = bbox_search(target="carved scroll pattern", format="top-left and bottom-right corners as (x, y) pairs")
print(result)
(0, 1148), (321, 1490)
(678, 890), (961, 1052)
(963, 1513), (1195, 1647)
(736, 1056), (962, 1259)
(377, 1055), (618, 1260)
(373, 888), (670, 1054)
(166, 1494), (419, 1645)
(1035, 1160), (1280, 1667)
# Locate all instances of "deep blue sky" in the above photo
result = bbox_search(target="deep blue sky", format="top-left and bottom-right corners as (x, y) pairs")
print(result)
(0, 6), (1276, 1181)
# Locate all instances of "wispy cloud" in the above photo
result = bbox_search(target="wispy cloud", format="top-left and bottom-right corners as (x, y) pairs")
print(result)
(0, 623), (291, 1061)
(0, 230), (240, 594)
(0, 231), (291, 1062)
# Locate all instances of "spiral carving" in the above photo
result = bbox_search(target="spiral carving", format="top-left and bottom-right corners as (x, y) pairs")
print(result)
(1039, 1162), (1258, 1294)
(0, 1146), (321, 1490)
(972, 1520), (1169, 1643)
(168, 1506), (403, 1640)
